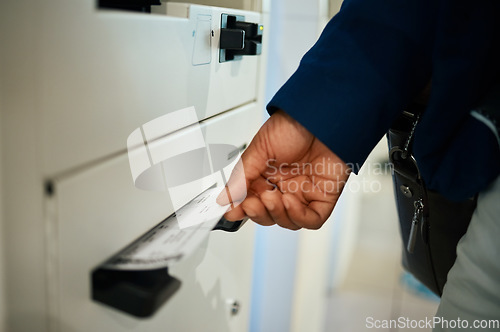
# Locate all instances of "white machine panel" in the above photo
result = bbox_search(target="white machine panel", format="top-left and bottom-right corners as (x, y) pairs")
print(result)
(35, 1), (262, 176)
(0, 1), (266, 330)
(50, 103), (260, 331)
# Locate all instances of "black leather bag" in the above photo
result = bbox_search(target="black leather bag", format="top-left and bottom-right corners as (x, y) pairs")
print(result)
(388, 83), (500, 296)
(388, 104), (477, 296)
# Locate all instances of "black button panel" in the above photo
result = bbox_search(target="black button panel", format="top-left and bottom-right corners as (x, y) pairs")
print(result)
(219, 14), (263, 62)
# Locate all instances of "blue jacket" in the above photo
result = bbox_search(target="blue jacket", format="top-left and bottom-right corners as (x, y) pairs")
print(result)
(267, 0), (500, 201)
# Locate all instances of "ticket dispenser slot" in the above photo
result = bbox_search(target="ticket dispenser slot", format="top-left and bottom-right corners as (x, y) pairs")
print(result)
(219, 14), (263, 62)
(92, 268), (181, 318)
(92, 216), (247, 318)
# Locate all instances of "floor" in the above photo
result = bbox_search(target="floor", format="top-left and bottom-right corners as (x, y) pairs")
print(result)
(324, 146), (440, 331)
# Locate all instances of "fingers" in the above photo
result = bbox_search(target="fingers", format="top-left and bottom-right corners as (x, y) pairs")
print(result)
(224, 194), (275, 227)
(282, 194), (336, 230)
(224, 190), (302, 230)
(217, 142), (270, 206)
(260, 190), (301, 230)
(225, 190), (334, 230)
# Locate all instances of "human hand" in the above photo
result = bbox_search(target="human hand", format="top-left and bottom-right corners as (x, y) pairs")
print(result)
(217, 110), (351, 230)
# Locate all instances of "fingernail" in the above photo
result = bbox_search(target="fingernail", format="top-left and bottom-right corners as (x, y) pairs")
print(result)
(216, 188), (227, 205)
(245, 208), (256, 218)
(283, 196), (290, 210)
(265, 200), (275, 211)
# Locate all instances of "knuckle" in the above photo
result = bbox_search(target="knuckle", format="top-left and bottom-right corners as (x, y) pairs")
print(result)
(295, 216), (323, 230)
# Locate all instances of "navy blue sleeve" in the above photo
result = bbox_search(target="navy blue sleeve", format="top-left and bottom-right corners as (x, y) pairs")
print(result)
(267, 0), (436, 172)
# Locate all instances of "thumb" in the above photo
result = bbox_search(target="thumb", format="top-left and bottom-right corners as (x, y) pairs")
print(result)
(216, 158), (246, 206)
(216, 138), (269, 206)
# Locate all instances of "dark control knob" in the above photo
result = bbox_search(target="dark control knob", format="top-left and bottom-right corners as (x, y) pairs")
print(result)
(219, 14), (263, 62)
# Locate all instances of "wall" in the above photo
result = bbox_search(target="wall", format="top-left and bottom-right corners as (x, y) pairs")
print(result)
(0, 71), (5, 332)
(329, 0), (344, 18)
(249, 1), (362, 331)
(288, 1), (363, 331)
(249, 1), (332, 332)
(0, 3), (49, 330)
(0, 12), (6, 327)
(166, 0), (259, 11)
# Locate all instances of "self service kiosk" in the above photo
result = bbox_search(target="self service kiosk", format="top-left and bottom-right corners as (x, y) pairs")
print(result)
(0, 1), (268, 330)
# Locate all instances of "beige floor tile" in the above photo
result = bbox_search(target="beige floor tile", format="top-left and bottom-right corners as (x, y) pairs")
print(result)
(325, 290), (395, 332)
(324, 164), (439, 332)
